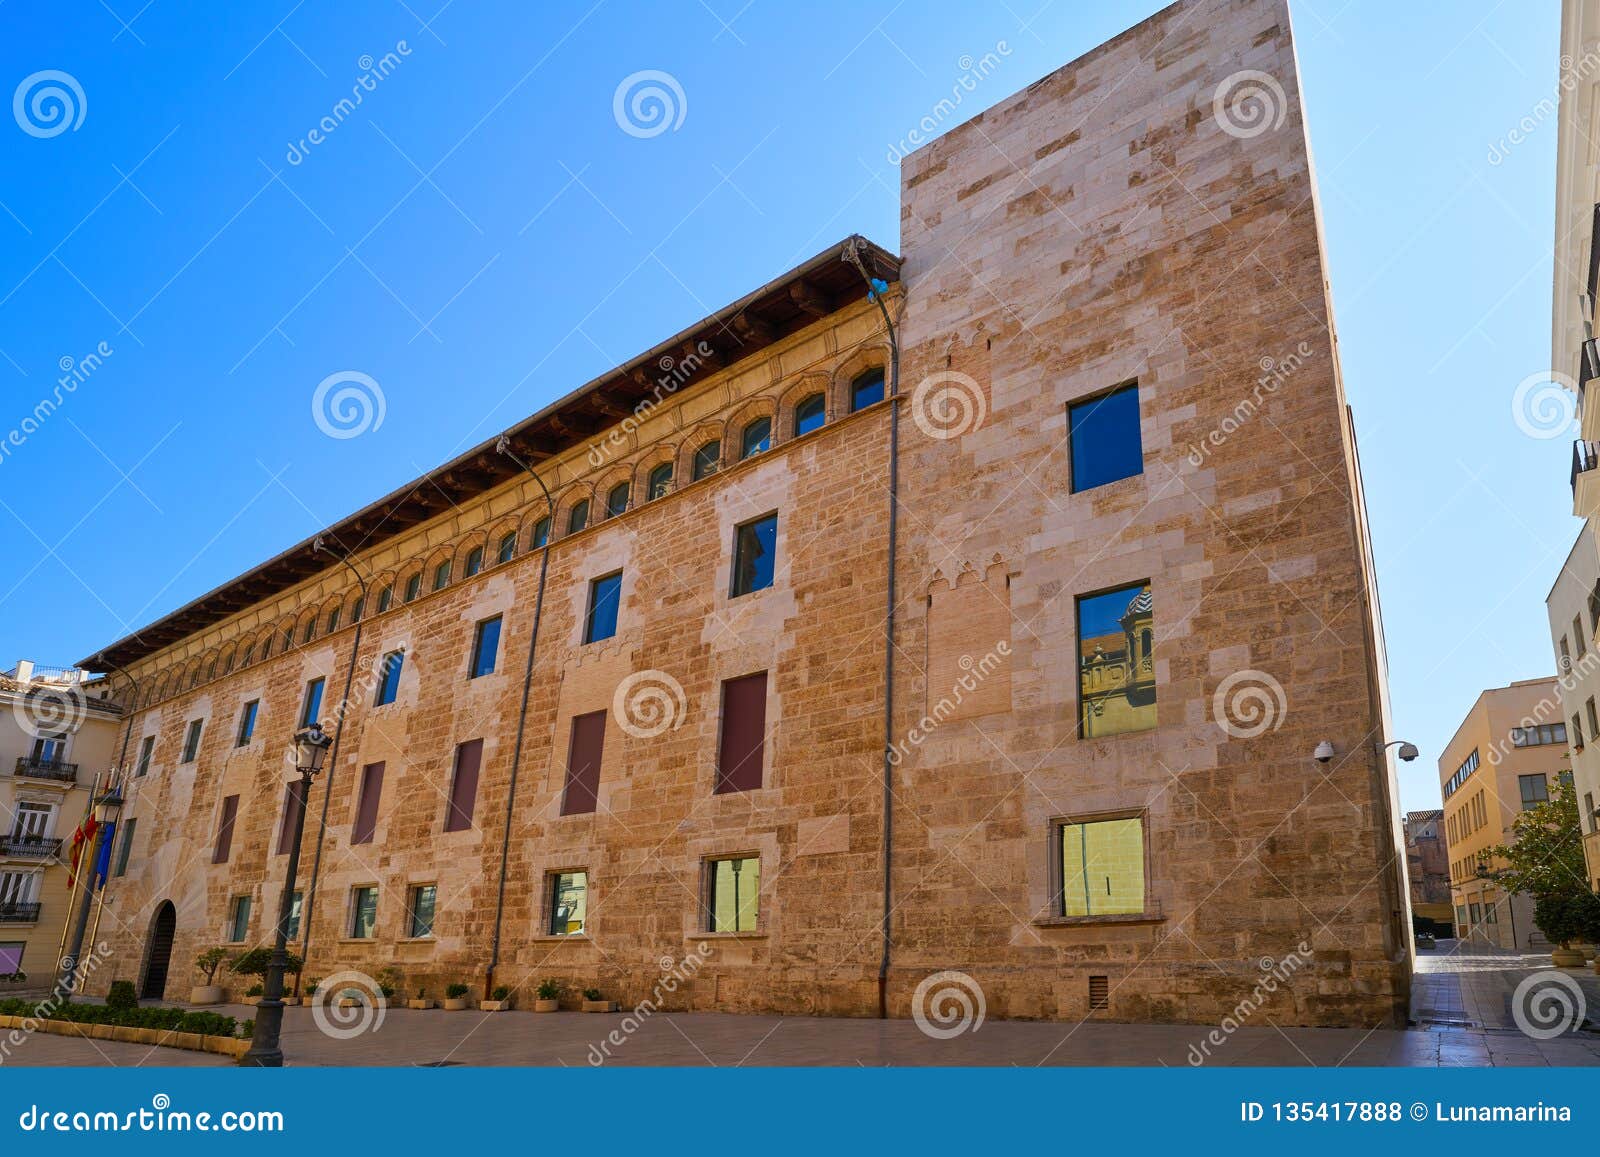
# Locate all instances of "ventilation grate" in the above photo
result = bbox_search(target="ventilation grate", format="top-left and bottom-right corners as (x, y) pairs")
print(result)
(1088, 975), (1109, 1011)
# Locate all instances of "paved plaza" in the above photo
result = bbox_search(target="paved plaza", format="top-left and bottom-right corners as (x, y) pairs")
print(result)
(8, 943), (1600, 1067)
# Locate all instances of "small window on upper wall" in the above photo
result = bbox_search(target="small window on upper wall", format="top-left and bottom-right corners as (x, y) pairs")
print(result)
(1058, 816), (1146, 916)
(606, 483), (629, 519)
(794, 393), (826, 436)
(497, 532), (517, 565)
(135, 735), (154, 777)
(405, 574), (422, 602)
(326, 607), (340, 635)
(302, 619), (316, 644)
(261, 636), (273, 659)
(464, 546), (483, 577)
(1076, 583), (1155, 738)
(568, 500), (590, 535)
(242, 644), (256, 667)
(181, 719), (204, 763)
(433, 560), (451, 591)
(585, 572), (622, 644)
(740, 417), (771, 459)
(850, 368), (885, 412)
(300, 677), (326, 729)
(1069, 383), (1143, 491)
(236, 700), (259, 746)
(648, 462), (672, 501)
(692, 441), (721, 480)
(374, 650), (404, 706)
(377, 585), (393, 613)
(731, 514), (777, 597)
(531, 517), (551, 549)
(470, 616), (502, 678)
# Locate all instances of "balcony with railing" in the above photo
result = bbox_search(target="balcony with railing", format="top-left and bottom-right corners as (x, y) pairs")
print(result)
(1574, 439), (1600, 518)
(0, 833), (62, 859)
(12, 755), (78, 784)
(0, 903), (41, 924)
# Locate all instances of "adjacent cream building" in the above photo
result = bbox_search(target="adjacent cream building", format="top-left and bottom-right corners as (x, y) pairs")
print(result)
(0, 661), (124, 982)
(1547, 524), (1600, 889)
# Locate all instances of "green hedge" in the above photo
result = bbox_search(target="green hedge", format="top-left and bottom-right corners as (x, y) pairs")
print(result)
(0, 998), (240, 1038)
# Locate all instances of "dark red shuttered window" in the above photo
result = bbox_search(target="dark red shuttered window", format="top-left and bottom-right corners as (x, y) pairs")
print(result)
(715, 672), (768, 794)
(352, 762), (385, 845)
(275, 779), (305, 855)
(212, 794), (240, 863)
(445, 740), (482, 832)
(562, 712), (606, 816)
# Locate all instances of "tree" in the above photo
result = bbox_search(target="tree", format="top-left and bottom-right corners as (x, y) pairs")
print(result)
(229, 947), (304, 978)
(1485, 775), (1600, 949)
(194, 947), (229, 985)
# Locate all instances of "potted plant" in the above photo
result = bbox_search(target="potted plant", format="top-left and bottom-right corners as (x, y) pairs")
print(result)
(481, 985), (514, 1012)
(377, 967), (400, 1003)
(227, 946), (304, 1005)
(534, 979), (561, 1013)
(442, 983), (470, 1011)
(303, 977), (321, 1003)
(408, 986), (434, 1011)
(581, 987), (617, 1013)
(190, 947), (228, 1005)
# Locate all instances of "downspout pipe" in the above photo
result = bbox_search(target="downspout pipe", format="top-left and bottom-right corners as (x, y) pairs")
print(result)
(297, 537), (368, 990)
(842, 236), (900, 1020)
(485, 434), (556, 999)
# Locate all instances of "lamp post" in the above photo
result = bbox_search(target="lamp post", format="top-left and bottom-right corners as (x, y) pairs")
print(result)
(59, 777), (124, 1001)
(241, 724), (330, 1067)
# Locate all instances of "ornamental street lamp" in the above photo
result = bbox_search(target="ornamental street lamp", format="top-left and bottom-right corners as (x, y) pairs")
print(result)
(241, 724), (331, 1067)
(59, 777), (124, 1001)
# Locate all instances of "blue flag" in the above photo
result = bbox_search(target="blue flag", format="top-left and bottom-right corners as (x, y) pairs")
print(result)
(93, 821), (114, 890)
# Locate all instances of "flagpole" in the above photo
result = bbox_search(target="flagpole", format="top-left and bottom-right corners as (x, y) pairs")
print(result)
(85, 769), (120, 967)
(55, 770), (101, 996)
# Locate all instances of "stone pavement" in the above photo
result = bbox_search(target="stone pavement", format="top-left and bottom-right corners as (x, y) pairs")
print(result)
(7, 942), (1600, 1067)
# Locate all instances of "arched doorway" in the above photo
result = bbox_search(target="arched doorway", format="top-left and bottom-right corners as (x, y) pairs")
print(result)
(141, 902), (176, 1000)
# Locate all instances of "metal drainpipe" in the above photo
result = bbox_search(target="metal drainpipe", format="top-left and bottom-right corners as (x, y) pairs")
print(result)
(842, 237), (901, 1019)
(485, 434), (556, 1000)
(297, 538), (369, 991)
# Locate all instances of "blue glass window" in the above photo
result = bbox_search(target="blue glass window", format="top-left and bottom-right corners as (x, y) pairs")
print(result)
(732, 514), (777, 597)
(794, 393), (825, 436)
(850, 369), (885, 412)
(374, 651), (404, 706)
(586, 572), (622, 644)
(1069, 383), (1143, 491)
(740, 418), (770, 459)
(470, 616), (501, 678)
(300, 677), (325, 728)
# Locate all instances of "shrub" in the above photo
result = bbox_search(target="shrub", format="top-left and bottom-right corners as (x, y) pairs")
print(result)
(491, 986), (510, 1001)
(377, 967), (400, 999)
(239, 1018), (254, 1038)
(230, 947), (304, 977)
(0, 999), (239, 1038)
(194, 947), (228, 985)
(304, 978), (320, 995)
(106, 980), (138, 1011)
(583, 988), (603, 1002)
(246, 983), (264, 997)
(536, 979), (561, 1000)
(445, 983), (469, 999)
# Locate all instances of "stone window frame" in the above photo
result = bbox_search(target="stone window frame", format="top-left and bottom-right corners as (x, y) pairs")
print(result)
(1035, 807), (1161, 927)
(700, 851), (762, 935)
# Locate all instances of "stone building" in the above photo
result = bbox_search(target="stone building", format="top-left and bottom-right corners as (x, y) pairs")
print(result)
(79, 0), (1409, 1027)
(1402, 810), (1452, 936)
(1546, 523), (1600, 889)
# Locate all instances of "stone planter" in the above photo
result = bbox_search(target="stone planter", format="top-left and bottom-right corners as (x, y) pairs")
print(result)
(534, 998), (559, 1013)
(1553, 947), (1586, 967)
(407, 998), (434, 1010)
(442, 997), (468, 1011)
(582, 999), (618, 1013)
(480, 999), (512, 1012)
(189, 985), (225, 1006)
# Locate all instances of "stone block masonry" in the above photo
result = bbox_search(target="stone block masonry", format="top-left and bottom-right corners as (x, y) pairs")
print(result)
(83, 0), (1407, 1028)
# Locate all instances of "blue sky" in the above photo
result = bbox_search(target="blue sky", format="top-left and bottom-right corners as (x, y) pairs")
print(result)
(0, 1), (1569, 813)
